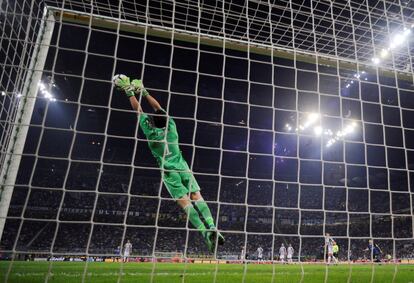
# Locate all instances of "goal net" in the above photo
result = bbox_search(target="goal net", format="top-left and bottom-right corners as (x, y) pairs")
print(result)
(1, 0), (414, 281)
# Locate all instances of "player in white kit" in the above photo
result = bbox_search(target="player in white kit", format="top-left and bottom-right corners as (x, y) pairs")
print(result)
(287, 244), (294, 263)
(325, 233), (337, 265)
(123, 240), (132, 262)
(257, 246), (264, 262)
(279, 243), (286, 263)
(241, 247), (246, 262)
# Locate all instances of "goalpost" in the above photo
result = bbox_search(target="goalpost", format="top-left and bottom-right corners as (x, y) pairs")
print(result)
(0, 6), (55, 243)
(1, 0), (414, 281)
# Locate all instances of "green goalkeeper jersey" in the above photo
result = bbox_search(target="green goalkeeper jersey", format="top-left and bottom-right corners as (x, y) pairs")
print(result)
(139, 111), (187, 170)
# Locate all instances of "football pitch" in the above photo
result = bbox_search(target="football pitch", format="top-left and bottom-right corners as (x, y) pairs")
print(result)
(1, 262), (414, 283)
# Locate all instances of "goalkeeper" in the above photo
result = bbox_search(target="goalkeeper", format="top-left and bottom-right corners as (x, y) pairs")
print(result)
(112, 75), (224, 253)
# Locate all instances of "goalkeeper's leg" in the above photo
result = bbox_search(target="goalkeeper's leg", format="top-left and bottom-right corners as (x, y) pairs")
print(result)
(165, 172), (214, 251)
(177, 197), (215, 252)
(193, 194), (215, 229)
(177, 197), (207, 236)
(181, 171), (225, 248)
(191, 192), (225, 246)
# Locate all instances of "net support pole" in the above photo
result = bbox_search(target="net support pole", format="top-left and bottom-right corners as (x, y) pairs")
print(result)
(0, 7), (55, 241)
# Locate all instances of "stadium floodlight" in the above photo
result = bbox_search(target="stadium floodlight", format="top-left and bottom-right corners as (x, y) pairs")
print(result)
(38, 82), (46, 90)
(38, 80), (56, 101)
(390, 30), (410, 49)
(380, 49), (389, 58)
(342, 125), (354, 135)
(325, 122), (357, 147)
(308, 113), (319, 121)
(43, 91), (52, 99)
(1, 91), (5, 96)
(313, 126), (323, 136)
(324, 129), (333, 136)
(372, 57), (380, 64)
(301, 113), (320, 130)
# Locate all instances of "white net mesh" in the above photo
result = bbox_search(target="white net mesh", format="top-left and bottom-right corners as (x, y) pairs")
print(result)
(1, 0), (414, 282)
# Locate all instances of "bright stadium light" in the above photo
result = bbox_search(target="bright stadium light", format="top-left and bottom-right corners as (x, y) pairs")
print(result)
(38, 82), (46, 90)
(308, 113), (319, 121)
(372, 57), (380, 64)
(1, 91), (5, 96)
(302, 113), (320, 129)
(343, 125), (354, 135)
(314, 126), (323, 136)
(390, 32), (407, 49)
(285, 124), (292, 131)
(38, 80), (56, 102)
(324, 129), (333, 136)
(325, 121), (358, 147)
(43, 91), (52, 99)
(380, 49), (389, 58)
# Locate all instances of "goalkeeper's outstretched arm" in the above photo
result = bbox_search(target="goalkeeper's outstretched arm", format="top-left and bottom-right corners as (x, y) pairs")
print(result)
(138, 87), (162, 112)
(129, 91), (162, 114)
(127, 86), (161, 113)
(129, 78), (162, 112)
(129, 95), (143, 113)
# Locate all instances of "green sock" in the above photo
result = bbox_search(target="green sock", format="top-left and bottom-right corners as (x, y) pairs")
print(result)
(184, 204), (207, 237)
(195, 199), (216, 229)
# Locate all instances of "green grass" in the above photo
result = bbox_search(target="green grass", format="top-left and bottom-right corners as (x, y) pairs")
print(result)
(1, 261), (414, 283)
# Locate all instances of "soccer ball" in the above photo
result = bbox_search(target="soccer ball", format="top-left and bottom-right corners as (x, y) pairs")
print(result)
(112, 74), (128, 86)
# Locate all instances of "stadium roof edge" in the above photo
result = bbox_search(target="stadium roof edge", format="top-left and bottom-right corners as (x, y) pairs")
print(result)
(46, 6), (413, 82)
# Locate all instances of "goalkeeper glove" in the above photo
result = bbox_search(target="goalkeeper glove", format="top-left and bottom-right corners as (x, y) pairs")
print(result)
(112, 74), (135, 97)
(131, 79), (149, 97)
(112, 74), (149, 97)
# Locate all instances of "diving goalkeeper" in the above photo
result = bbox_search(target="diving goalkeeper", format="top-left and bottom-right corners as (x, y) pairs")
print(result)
(112, 75), (224, 252)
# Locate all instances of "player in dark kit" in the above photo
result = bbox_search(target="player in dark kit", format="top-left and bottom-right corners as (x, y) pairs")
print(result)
(112, 75), (224, 252)
(366, 240), (382, 262)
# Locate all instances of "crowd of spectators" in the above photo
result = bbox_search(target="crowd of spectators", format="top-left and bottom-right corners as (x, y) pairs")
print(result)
(2, 173), (413, 262)
(2, 219), (414, 262)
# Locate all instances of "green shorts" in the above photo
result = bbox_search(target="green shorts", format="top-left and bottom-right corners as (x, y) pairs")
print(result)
(162, 166), (200, 199)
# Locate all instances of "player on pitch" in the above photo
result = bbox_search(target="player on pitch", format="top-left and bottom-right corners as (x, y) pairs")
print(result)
(112, 75), (224, 252)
